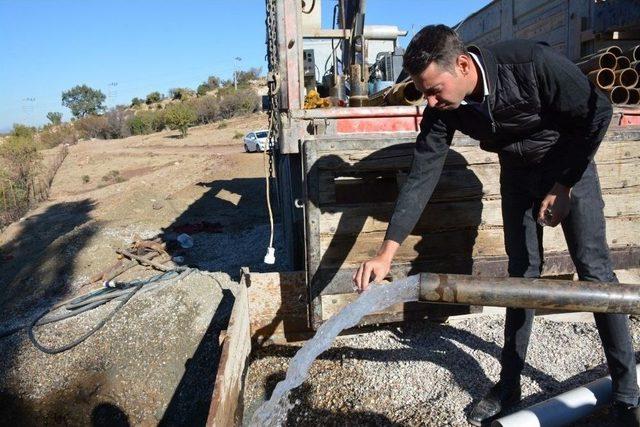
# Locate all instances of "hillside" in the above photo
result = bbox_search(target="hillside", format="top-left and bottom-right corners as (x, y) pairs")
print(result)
(0, 113), (282, 328)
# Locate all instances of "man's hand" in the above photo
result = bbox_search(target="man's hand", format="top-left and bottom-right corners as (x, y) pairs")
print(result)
(538, 182), (572, 227)
(352, 240), (399, 292)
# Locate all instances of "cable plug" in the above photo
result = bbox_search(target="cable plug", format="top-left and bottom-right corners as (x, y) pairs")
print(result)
(264, 246), (276, 264)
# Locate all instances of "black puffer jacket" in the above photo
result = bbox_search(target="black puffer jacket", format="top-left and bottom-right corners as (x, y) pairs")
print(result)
(385, 39), (613, 244)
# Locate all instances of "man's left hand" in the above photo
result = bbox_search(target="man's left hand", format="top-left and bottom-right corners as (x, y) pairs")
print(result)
(538, 183), (572, 227)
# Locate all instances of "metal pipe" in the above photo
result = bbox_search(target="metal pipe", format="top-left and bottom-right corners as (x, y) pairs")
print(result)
(576, 52), (616, 73)
(587, 68), (614, 89)
(628, 88), (640, 105)
(384, 81), (425, 106)
(616, 56), (631, 71)
(624, 45), (640, 62)
(492, 364), (640, 427)
(601, 45), (623, 56)
(579, 46), (622, 62)
(605, 86), (630, 104)
(418, 273), (640, 315)
(614, 68), (639, 89)
(632, 61), (640, 78)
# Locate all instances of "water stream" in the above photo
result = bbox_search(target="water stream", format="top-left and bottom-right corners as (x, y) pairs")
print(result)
(249, 275), (421, 426)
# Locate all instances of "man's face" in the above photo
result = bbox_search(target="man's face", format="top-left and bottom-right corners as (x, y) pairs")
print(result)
(411, 57), (469, 110)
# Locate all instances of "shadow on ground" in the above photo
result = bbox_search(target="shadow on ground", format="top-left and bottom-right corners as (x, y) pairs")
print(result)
(0, 199), (97, 423)
(158, 176), (288, 279)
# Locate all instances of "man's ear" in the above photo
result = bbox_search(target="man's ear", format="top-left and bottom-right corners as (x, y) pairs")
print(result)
(457, 54), (471, 76)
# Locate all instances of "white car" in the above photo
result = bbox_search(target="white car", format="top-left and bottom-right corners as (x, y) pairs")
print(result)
(244, 130), (270, 152)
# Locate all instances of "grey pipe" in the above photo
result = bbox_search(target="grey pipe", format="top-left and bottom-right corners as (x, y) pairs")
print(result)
(418, 273), (640, 315)
(492, 364), (640, 427)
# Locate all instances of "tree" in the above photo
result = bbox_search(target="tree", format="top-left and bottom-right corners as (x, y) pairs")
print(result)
(46, 112), (63, 125)
(130, 97), (143, 107)
(236, 67), (263, 86)
(164, 103), (196, 138)
(61, 84), (106, 118)
(145, 91), (163, 105)
(197, 83), (211, 97)
(207, 75), (221, 89)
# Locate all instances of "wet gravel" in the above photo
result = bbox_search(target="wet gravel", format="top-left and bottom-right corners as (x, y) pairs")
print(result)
(244, 315), (640, 426)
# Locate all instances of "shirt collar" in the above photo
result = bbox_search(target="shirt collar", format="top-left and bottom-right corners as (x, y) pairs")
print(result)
(460, 51), (489, 105)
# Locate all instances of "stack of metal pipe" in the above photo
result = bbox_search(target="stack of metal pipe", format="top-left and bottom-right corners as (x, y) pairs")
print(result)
(576, 45), (640, 105)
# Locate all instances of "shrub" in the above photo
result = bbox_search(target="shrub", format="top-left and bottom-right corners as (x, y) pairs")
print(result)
(218, 89), (261, 119)
(130, 97), (143, 108)
(145, 91), (163, 105)
(11, 124), (37, 138)
(233, 131), (244, 139)
(187, 96), (219, 124)
(46, 112), (63, 125)
(128, 110), (165, 135)
(74, 115), (109, 139)
(1, 135), (41, 182)
(169, 87), (195, 101)
(39, 123), (78, 148)
(217, 122), (227, 129)
(104, 109), (134, 139)
(82, 175), (90, 183)
(101, 170), (124, 183)
(164, 103), (197, 138)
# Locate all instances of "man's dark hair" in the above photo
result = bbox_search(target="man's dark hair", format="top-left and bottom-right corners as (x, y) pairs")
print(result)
(403, 25), (468, 76)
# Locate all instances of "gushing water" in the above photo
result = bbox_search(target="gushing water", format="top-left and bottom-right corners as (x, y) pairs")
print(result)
(249, 275), (421, 426)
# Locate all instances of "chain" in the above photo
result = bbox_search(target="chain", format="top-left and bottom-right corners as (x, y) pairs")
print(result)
(265, 0), (280, 179)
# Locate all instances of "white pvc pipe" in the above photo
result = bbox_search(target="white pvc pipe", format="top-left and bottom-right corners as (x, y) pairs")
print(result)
(492, 364), (640, 427)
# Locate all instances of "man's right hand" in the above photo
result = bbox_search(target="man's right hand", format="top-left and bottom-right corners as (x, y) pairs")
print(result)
(352, 240), (399, 292)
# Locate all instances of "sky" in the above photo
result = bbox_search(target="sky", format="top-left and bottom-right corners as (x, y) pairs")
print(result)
(0, 0), (491, 132)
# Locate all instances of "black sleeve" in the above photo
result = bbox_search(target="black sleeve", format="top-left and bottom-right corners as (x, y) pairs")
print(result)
(534, 43), (613, 187)
(384, 111), (453, 244)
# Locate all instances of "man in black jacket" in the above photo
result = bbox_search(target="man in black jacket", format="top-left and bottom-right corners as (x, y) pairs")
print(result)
(353, 25), (639, 426)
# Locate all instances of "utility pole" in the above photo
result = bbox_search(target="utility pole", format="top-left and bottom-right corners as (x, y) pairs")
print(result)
(234, 57), (242, 90)
(21, 97), (35, 125)
(107, 82), (118, 108)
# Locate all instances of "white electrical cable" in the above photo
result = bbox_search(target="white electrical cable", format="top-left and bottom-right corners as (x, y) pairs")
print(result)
(262, 138), (276, 264)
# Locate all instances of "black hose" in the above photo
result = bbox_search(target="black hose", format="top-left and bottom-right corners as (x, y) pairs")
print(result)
(26, 269), (190, 354)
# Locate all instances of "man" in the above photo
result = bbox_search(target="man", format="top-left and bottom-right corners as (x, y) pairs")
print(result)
(353, 25), (639, 426)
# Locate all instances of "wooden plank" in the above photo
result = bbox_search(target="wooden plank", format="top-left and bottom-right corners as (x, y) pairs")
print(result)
(207, 274), (251, 427)
(314, 139), (640, 171)
(246, 271), (311, 344)
(318, 217), (640, 267)
(318, 190), (640, 235)
(316, 157), (640, 206)
(303, 140), (325, 330)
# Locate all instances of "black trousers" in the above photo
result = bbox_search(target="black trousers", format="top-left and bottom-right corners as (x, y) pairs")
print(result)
(499, 158), (638, 406)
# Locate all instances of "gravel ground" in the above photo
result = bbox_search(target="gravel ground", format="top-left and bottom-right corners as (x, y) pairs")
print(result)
(244, 315), (640, 426)
(0, 270), (237, 426)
